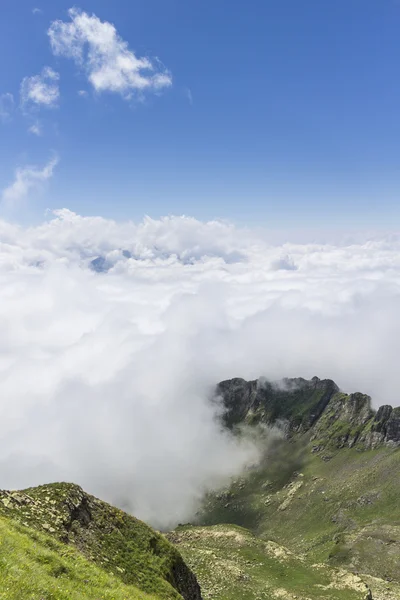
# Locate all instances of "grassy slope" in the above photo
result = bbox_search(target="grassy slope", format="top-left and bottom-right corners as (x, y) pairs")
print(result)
(191, 441), (400, 599)
(168, 524), (370, 600)
(0, 483), (197, 600)
(0, 516), (158, 600)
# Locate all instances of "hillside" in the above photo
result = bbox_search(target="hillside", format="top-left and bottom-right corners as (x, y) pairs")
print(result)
(168, 524), (372, 600)
(0, 483), (202, 600)
(170, 376), (400, 600)
(0, 515), (159, 600)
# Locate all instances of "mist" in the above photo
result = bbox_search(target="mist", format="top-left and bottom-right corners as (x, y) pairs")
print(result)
(1, 209), (400, 528)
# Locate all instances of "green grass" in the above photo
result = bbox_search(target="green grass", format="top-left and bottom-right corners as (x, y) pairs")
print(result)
(0, 483), (198, 600)
(0, 515), (159, 600)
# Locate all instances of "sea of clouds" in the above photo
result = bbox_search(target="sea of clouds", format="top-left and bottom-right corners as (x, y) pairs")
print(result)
(1, 209), (400, 528)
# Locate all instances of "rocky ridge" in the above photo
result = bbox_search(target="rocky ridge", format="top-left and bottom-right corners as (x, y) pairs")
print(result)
(216, 376), (400, 449)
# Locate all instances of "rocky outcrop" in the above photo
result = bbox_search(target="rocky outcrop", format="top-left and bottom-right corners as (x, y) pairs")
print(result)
(216, 376), (400, 450)
(311, 392), (374, 448)
(217, 376), (339, 431)
(360, 405), (400, 448)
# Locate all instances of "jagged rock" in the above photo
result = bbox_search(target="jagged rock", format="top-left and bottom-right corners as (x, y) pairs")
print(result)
(360, 406), (400, 448)
(385, 408), (400, 445)
(216, 376), (400, 450)
(217, 376), (339, 432)
(311, 392), (374, 449)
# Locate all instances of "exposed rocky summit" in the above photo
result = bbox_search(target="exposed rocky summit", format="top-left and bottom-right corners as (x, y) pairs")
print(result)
(216, 376), (400, 449)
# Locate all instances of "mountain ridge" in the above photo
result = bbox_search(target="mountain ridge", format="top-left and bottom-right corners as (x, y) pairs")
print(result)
(216, 376), (400, 449)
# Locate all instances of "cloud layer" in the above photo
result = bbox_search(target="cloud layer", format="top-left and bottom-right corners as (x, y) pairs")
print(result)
(1, 211), (400, 527)
(48, 8), (172, 98)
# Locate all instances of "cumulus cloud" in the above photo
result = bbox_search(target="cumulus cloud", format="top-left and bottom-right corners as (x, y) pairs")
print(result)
(20, 67), (60, 110)
(0, 93), (14, 122)
(48, 8), (172, 99)
(1, 211), (400, 527)
(1, 155), (58, 205)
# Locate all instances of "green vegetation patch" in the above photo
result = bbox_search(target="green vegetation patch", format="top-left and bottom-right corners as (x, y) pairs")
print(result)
(168, 524), (369, 600)
(0, 515), (159, 600)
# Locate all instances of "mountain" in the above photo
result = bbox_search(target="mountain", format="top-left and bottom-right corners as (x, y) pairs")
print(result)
(2, 376), (400, 600)
(169, 376), (400, 600)
(0, 482), (202, 600)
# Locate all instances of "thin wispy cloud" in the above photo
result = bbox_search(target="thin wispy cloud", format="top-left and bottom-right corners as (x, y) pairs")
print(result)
(20, 67), (60, 110)
(184, 87), (193, 105)
(77, 89), (88, 98)
(32, 7), (42, 15)
(28, 121), (42, 136)
(0, 93), (15, 122)
(1, 155), (59, 205)
(48, 8), (172, 99)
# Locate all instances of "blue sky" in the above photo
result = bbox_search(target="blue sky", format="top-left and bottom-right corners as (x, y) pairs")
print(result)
(1, 0), (400, 227)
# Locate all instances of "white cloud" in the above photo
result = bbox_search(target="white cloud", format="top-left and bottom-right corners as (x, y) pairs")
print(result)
(77, 89), (88, 97)
(1, 155), (59, 205)
(48, 8), (172, 99)
(0, 93), (14, 122)
(28, 121), (42, 136)
(1, 212), (400, 527)
(20, 67), (60, 110)
(32, 7), (42, 15)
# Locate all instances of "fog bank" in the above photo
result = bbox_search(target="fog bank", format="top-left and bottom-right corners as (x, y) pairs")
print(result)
(1, 210), (399, 527)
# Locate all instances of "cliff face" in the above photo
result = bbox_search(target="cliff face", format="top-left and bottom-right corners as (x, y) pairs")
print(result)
(216, 376), (400, 449)
(217, 376), (339, 430)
